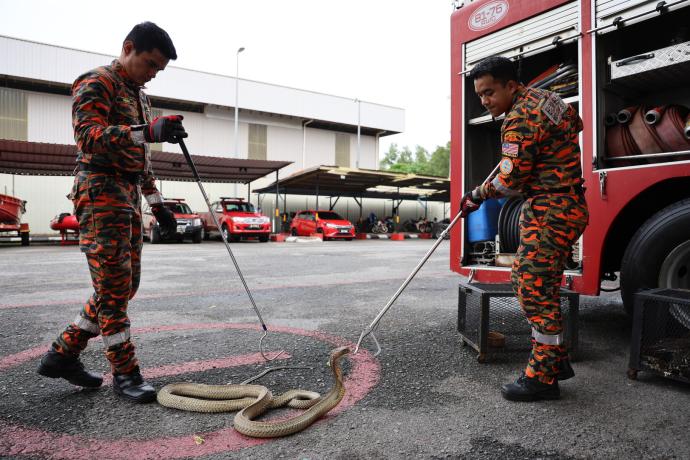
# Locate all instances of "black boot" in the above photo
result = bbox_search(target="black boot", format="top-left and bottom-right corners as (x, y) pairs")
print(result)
(37, 349), (103, 388)
(501, 374), (560, 402)
(112, 367), (156, 403)
(558, 358), (575, 381)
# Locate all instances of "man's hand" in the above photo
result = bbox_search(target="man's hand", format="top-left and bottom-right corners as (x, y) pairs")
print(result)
(145, 115), (187, 144)
(151, 204), (177, 237)
(460, 188), (484, 218)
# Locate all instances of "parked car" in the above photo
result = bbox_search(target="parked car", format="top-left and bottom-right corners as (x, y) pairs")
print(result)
(290, 210), (355, 240)
(143, 198), (203, 244)
(198, 197), (271, 242)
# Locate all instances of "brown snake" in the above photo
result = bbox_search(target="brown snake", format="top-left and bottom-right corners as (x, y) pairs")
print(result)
(156, 346), (350, 438)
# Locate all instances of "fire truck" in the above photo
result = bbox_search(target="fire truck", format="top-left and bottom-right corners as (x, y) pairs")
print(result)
(450, 0), (690, 316)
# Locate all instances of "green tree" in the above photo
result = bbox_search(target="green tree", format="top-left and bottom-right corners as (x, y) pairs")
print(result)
(380, 141), (449, 178)
(427, 141), (450, 178)
(380, 143), (399, 170)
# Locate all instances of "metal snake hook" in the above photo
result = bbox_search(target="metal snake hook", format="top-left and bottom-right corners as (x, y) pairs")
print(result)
(178, 138), (284, 362)
(259, 329), (287, 361)
(353, 162), (502, 356)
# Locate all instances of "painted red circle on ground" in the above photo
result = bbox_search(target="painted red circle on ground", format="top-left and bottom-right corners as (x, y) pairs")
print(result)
(0, 323), (380, 459)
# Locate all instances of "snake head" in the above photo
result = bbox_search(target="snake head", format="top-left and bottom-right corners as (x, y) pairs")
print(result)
(326, 346), (350, 367)
(331, 346), (351, 357)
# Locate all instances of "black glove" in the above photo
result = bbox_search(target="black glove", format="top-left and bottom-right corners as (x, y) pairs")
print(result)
(460, 188), (484, 218)
(151, 204), (177, 237)
(145, 115), (187, 143)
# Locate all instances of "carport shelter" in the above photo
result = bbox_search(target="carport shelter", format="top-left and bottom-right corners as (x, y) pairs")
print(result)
(253, 165), (450, 222)
(0, 139), (292, 198)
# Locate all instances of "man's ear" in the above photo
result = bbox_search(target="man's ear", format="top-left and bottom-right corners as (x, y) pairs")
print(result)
(506, 79), (519, 95)
(122, 40), (135, 56)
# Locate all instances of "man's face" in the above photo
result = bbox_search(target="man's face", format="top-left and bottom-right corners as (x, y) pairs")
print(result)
(120, 40), (169, 86)
(473, 75), (518, 117)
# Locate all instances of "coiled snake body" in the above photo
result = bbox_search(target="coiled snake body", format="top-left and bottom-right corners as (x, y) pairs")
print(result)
(157, 346), (350, 438)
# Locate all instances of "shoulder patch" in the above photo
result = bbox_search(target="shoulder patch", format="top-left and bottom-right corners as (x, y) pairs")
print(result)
(499, 158), (514, 175)
(541, 92), (567, 125)
(501, 142), (519, 158)
(503, 131), (524, 143)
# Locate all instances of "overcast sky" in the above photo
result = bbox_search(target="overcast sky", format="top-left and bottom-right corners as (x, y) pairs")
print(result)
(0, 0), (452, 159)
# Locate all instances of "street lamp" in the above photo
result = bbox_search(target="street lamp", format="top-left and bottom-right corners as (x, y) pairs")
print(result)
(234, 47), (244, 197)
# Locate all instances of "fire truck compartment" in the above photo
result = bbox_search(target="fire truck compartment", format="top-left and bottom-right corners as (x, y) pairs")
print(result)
(596, 5), (690, 168)
(462, 28), (581, 270)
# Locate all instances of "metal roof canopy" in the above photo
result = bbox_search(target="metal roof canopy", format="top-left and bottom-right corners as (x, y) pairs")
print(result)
(253, 166), (450, 213)
(0, 139), (291, 183)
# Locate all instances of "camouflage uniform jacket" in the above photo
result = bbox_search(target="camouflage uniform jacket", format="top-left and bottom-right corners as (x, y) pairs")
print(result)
(481, 86), (584, 199)
(72, 59), (161, 201)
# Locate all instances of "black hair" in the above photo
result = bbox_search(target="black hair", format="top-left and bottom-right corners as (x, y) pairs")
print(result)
(124, 22), (177, 60)
(468, 56), (518, 85)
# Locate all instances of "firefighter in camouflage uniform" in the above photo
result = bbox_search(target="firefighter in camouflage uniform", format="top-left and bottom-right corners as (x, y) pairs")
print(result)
(461, 56), (589, 401)
(38, 22), (187, 403)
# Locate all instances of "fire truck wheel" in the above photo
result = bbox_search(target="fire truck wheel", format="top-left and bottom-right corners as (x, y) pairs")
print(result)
(621, 198), (690, 316)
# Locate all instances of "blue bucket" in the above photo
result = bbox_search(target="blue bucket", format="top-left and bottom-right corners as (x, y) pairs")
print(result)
(467, 198), (504, 243)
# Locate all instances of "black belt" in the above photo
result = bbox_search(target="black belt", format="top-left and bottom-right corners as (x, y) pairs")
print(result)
(527, 184), (584, 197)
(78, 164), (143, 184)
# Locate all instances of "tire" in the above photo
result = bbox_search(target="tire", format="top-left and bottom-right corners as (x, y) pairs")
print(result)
(291, 228), (298, 236)
(621, 198), (690, 317)
(202, 227), (210, 241)
(150, 226), (161, 244)
(192, 230), (203, 244)
(259, 234), (269, 243)
(221, 225), (230, 242)
(20, 232), (30, 246)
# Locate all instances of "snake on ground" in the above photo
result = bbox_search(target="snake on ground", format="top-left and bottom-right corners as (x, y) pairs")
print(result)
(156, 346), (350, 438)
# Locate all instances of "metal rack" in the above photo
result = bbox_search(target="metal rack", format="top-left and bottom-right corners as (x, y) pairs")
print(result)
(457, 281), (579, 363)
(628, 288), (690, 383)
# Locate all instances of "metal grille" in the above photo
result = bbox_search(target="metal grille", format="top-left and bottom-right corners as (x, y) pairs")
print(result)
(628, 288), (690, 383)
(0, 87), (28, 141)
(335, 133), (350, 167)
(458, 281), (579, 363)
(248, 123), (267, 160)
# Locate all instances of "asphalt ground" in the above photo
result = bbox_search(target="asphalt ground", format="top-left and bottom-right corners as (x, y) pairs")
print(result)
(0, 239), (688, 459)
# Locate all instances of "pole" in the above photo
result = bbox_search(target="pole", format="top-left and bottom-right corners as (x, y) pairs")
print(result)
(356, 99), (361, 169)
(274, 170), (279, 234)
(234, 47), (245, 198)
(177, 138), (267, 329)
(354, 161), (502, 355)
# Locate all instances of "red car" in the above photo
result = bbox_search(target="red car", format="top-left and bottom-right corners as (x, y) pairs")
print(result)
(290, 210), (355, 240)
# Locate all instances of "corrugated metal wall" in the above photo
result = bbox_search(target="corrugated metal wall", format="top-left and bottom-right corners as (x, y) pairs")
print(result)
(27, 92), (74, 144)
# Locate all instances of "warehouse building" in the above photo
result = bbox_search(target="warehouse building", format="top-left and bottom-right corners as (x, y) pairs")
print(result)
(0, 35), (447, 234)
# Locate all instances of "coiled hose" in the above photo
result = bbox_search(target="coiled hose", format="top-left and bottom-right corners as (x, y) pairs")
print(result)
(497, 197), (524, 253)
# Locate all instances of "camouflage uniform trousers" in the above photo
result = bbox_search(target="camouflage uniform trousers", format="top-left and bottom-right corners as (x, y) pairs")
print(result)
(53, 171), (143, 375)
(511, 193), (588, 384)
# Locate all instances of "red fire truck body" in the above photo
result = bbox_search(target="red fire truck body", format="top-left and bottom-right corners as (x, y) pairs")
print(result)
(450, 0), (690, 311)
